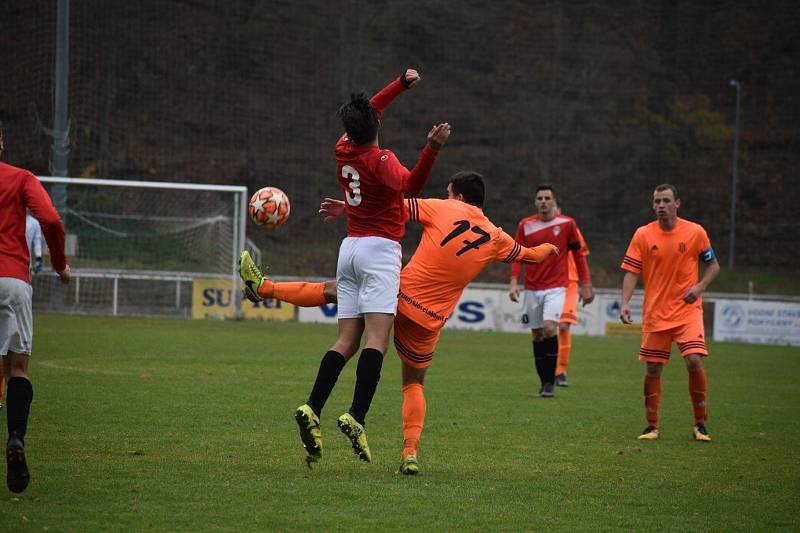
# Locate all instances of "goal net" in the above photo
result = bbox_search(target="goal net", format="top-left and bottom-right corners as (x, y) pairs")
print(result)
(32, 177), (248, 318)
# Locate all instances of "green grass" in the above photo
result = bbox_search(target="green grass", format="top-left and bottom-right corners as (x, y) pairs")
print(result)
(2, 315), (799, 531)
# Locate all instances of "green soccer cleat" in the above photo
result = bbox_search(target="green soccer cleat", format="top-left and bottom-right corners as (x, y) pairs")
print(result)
(399, 454), (419, 475)
(238, 250), (268, 303)
(337, 413), (372, 463)
(294, 404), (323, 464)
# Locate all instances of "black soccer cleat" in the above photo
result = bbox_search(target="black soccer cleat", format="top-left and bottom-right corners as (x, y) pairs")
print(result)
(6, 437), (30, 493)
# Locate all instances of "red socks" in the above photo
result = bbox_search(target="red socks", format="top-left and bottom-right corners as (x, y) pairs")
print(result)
(644, 375), (661, 428)
(688, 366), (708, 425)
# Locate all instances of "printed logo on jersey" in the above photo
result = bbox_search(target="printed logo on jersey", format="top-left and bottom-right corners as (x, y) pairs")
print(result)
(552, 225), (561, 236)
(678, 242), (686, 253)
(380, 154), (388, 161)
(651, 244), (659, 252)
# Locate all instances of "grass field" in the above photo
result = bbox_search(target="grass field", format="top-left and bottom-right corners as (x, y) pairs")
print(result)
(1, 314), (798, 531)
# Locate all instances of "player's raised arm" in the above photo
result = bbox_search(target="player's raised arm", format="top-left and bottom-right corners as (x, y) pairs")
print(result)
(370, 68), (420, 117)
(401, 123), (451, 196)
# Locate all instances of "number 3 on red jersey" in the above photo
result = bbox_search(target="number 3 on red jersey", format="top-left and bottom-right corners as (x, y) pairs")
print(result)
(342, 165), (362, 206)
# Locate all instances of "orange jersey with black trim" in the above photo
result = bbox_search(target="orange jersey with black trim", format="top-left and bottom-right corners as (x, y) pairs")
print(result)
(399, 198), (541, 330)
(567, 227), (589, 283)
(621, 218), (714, 332)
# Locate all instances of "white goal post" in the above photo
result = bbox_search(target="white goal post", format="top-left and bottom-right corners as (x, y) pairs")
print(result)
(34, 176), (248, 318)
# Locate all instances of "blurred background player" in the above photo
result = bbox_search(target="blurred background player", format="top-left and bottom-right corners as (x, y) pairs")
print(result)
(554, 206), (590, 387)
(240, 171), (558, 474)
(508, 185), (593, 397)
(242, 68), (451, 465)
(620, 183), (720, 441)
(0, 121), (71, 493)
(1, 212), (44, 413)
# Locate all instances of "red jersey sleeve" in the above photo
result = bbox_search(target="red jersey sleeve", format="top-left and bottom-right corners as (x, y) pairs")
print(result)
(621, 228), (644, 274)
(369, 77), (406, 117)
(23, 174), (67, 271)
(372, 146), (438, 196)
(568, 221), (591, 284)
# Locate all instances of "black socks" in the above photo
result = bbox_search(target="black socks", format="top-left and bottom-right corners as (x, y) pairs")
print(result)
(6, 377), (34, 443)
(349, 348), (384, 426)
(307, 351), (346, 416)
(532, 336), (559, 387)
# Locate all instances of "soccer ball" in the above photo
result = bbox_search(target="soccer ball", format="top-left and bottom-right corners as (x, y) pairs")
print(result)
(248, 187), (291, 228)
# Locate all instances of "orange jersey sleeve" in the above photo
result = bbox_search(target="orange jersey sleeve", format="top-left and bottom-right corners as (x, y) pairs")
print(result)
(621, 218), (712, 332)
(567, 227), (590, 282)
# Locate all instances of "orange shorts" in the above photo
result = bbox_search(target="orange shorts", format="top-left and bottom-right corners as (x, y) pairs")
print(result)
(560, 281), (579, 325)
(393, 311), (441, 369)
(639, 320), (709, 363)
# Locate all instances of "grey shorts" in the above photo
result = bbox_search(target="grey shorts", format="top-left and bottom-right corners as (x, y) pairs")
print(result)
(0, 277), (33, 356)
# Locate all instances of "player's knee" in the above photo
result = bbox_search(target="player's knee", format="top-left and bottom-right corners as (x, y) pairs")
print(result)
(543, 324), (558, 338)
(685, 354), (704, 371)
(645, 362), (663, 377)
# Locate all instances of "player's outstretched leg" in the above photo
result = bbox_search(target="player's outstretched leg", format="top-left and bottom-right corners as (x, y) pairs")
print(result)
(337, 413), (371, 462)
(238, 250), (269, 303)
(294, 404), (323, 464)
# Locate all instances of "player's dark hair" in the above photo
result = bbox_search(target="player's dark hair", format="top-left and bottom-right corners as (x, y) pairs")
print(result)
(337, 92), (379, 146)
(449, 171), (485, 208)
(655, 183), (679, 199)
(535, 184), (557, 202)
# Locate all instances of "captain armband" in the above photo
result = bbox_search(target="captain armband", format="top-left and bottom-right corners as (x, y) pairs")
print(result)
(700, 246), (716, 263)
(567, 241), (581, 251)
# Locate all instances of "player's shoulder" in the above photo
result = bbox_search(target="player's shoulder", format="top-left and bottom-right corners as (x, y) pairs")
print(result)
(0, 162), (36, 185)
(678, 217), (707, 234)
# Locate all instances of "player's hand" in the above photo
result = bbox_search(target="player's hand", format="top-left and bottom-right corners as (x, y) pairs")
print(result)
(57, 265), (71, 285)
(319, 197), (346, 223)
(620, 303), (633, 324)
(508, 280), (520, 303)
(426, 123), (451, 152)
(548, 244), (559, 256)
(33, 257), (43, 273)
(580, 283), (595, 306)
(683, 284), (703, 303)
(402, 69), (420, 88)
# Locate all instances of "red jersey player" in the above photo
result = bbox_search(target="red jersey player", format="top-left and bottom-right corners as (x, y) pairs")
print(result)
(242, 68), (450, 465)
(0, 121), (70, 493)
(508, 185), (594, 397)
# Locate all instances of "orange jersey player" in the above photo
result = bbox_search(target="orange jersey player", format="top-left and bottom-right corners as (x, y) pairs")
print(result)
(555, 224), (589, 386)
(239, 171), (558, 475)
(620, 183), (720, 442)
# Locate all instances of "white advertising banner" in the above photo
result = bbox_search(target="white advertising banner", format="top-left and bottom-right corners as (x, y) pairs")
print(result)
(297, 286), (613, 336)
(713, 299), (800, 346)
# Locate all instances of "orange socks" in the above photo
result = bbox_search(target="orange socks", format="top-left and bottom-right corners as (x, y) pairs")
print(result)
(688, 366), (708, 425)
(258, 280), (326, 307)
(401, 383), (426, 459)
(556, 328), (572, 376)
(644, 375), (661, 428)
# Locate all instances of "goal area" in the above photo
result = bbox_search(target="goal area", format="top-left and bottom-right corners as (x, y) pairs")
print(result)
(32, 177), (248, 318)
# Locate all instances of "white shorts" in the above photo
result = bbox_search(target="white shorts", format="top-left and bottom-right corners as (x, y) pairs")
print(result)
(0, 277), (33, 356)
(521, 287), (566, 329)
(336, 236), (402, 319)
